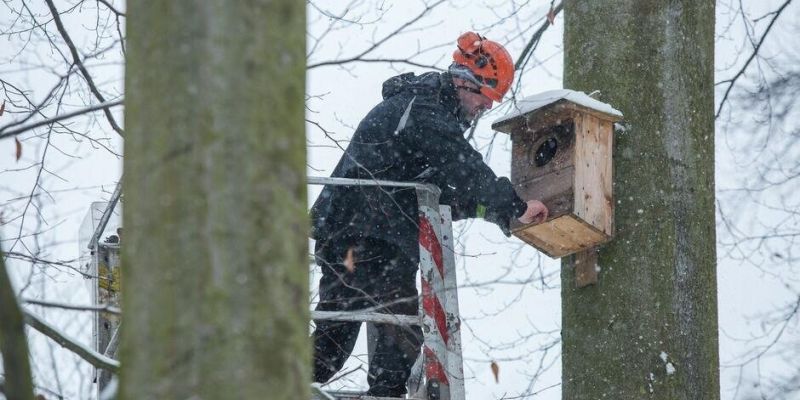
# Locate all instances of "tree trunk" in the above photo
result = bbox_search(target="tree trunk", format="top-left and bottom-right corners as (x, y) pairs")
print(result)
(121, 1), (308, 399)
(561, 1), (719, 399)
(0, 247), (34, 400)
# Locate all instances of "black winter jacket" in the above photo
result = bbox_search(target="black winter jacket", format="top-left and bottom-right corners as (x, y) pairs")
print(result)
(310, 72), (527, 260)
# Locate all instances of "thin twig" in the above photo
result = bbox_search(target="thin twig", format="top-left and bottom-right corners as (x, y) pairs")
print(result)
(22, 298), (121, 315)
(715, 0), (793, 118)
(0, 99), (123, 140)
(308, 0), (446, 69)
(23, 309), (120, 373)
(43, 0), (124, 136)
(515, 2), (563, 70)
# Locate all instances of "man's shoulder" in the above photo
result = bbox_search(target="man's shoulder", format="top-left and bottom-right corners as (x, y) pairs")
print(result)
(363, 90), (451, 124)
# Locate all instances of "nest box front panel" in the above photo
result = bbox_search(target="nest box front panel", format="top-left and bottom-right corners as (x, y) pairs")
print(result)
(507, 110), (614, 258)
(511, 121), (576, 218)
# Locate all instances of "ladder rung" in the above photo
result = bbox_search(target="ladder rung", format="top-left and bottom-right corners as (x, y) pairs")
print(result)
(311, 310), (421, 326)
(316, 393), (420, 400)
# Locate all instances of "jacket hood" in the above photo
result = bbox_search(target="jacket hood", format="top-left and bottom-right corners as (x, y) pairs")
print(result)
(381, 72), (465, 125)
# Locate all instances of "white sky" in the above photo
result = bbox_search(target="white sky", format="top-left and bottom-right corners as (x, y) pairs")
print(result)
(1, 0), (798, 399)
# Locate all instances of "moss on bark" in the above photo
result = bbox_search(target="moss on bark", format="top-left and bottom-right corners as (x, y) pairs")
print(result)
(121, 1), (308, 398)
(562, 1), (719, 399)
(0, 250), (34, 400)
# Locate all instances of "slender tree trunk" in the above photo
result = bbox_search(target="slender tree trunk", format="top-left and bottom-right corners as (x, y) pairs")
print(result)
(121, 1), (308, 399)
(561, 1), (719, 399)
(0, 248), (35, 400)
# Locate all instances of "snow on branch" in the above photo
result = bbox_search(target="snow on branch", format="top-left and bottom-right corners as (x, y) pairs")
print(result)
(22, 298), (121, 315)
(23, 309), (120, 373)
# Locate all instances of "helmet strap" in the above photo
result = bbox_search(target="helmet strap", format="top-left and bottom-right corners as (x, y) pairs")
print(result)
(454, 85), (482, 95)
(448, 63), (484, 87)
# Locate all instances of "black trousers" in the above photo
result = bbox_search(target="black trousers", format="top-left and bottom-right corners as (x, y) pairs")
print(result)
(312, 238), (423, 397)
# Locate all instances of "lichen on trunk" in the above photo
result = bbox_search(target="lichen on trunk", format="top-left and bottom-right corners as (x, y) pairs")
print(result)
(561, 1), (719, 399)
(121, 1), (308, 398)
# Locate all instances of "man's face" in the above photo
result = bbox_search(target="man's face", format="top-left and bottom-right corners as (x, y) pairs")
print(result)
(453, 78), (494, 121)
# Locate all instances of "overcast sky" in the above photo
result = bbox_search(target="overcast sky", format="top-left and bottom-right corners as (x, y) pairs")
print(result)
(1, 1), (798, 399)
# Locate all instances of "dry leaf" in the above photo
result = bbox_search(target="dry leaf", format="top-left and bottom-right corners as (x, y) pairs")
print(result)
(546, 7), (556, 25)
(491, 360), (500, 383)
(343, 247), (356, 273)
(15, 137), (22, 161)
(0, 100), (5, 116)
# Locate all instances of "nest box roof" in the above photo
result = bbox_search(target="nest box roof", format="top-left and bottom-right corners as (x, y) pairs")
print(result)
(492, 89), (623, 129)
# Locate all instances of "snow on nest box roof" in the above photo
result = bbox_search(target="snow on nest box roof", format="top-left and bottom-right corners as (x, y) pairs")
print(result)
(492, 89), (623, 130)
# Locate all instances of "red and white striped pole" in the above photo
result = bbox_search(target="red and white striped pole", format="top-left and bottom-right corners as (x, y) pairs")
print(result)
(416, 185), (451, 400)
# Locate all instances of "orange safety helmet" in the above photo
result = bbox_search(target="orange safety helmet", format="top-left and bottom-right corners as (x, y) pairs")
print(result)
(451, 32), (514, 102)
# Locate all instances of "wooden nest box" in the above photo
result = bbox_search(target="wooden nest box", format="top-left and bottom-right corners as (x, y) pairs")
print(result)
(492, 90), (623, 258)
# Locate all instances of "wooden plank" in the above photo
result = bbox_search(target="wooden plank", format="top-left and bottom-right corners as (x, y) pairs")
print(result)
(551, 215), (607, 249)
(513, 166), (574, 220)
(494, 100), (622, 135)
(513, 215), (609, 258)
(512, 223), (567, 258)
(573, 114), (613, 235)
(559, 102), (622, 124)
(495, 107), (570, 136)
(511, 121), (575, 183)
(574, 248), (599, 288)
(602, 120), (615, 235)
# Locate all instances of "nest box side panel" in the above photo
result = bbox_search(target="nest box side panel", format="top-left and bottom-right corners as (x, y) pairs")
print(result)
(573, 113), (614, 236)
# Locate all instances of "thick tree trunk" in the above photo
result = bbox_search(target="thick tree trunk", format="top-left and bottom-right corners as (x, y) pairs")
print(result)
(121, 1), (308, 399)
(0, 248), (34, 400)
(561, 1), (719, 399)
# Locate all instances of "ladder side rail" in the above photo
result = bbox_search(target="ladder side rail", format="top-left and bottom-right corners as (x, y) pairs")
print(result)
(88, 179), (123, 250)
(416, 185), (451, 400)
(438, 206), (465, 399)
(311, 311), (421, 326)
(306, 177), (457, 400)
(307, 176), (429, 190)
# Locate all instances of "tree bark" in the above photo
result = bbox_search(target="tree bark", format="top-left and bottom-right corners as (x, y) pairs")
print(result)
(0, 248), (35, 400)
(562, 1), (719, 399)
(121, 1), (308, 399)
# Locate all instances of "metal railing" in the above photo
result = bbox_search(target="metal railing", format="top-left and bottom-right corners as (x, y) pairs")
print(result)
(84, 176), (467, 400)
(307, 176), (465, 400)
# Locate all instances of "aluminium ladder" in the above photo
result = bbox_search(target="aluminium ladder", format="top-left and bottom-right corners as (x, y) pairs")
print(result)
(307, 177), (466, 400)
(81, 177), (466, 400)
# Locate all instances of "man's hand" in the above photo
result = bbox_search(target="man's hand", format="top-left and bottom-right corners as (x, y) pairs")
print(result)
(517, 200), (548, 225)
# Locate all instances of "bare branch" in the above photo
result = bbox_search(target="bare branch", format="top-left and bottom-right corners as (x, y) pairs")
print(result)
(0, 99), (123, 140)
(96, 0), (126, 17)
(3, 251), (99, 280)
(467, 1), (562, 142)
(43, 0), (124, 136)
(22, 298), (121, 315)
(515, 2), (563, 71)
(23, 308), (120, 373)
(715, 0), (793, 118)
(308, 0), (446, 69)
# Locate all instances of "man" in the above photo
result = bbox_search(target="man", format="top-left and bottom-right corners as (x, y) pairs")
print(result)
(310, 32), (548, 396)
